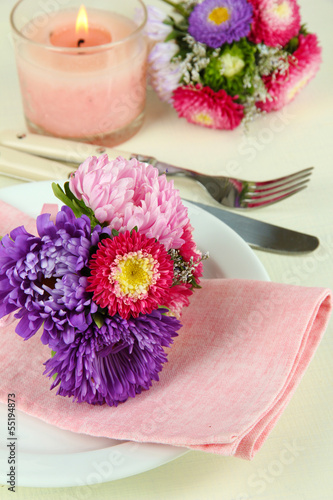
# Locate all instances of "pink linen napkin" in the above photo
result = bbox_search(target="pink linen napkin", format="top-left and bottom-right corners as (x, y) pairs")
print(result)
(0, 201), (331, 459)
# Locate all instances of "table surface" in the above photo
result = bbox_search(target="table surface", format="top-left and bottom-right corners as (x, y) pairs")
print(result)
(0, 0), (332, 499)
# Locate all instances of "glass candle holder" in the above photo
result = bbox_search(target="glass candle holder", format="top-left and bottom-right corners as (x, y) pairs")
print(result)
(10, 0), (148, 147)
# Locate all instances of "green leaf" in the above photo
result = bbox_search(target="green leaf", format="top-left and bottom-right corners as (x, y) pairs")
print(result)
(284, 35), (299, 54)
(158, 305), (171, 314)
(175, 18), (189, 31)
(92, 312), (105, 329)
(52, 182), (82, 218)
(190, 278), (202, 289)
(160, 0), (189, 17)
(52, 182), (66, 203)
(52, 181), (104, 229)
(50, 350), (57, 380)
(112, 228), (119, 237)
(300, 23), (309, 36)
(165, 29), (184, 42)
(163, 17), (176, 26)
(64, 181), (75, 200)
(64, 183), (90, 215)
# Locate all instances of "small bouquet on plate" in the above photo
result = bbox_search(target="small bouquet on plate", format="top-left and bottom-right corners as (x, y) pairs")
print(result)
(0, 156), (205, 406)
(145, 0), (322, 129)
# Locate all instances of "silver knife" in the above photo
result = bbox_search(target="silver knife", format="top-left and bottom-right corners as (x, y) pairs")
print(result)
(0, 131), (319, 253)
(1, 129), (195, 176)
(188, 200), (319, 254)
(0, 129), (133, 167)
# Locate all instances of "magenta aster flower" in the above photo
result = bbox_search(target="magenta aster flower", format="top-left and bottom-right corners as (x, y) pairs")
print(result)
(257, 33), (322, 112)
(172, 84), (244, 130)
(248, 0), (301, 47)
(44, 309), (181, 406)
(69, 155), (189, 251)
(188, 0), (253, 48)
(178, 222), (203, 282)
(166, 222), (204, 316)
(87, 230), (175, 320)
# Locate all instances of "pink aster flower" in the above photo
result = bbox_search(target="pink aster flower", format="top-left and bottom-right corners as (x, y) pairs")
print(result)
(179, 222), (204, 283)
(69, 155), (189, 250)
(257, 33), (322, 112)
(248, 0), (301, 47)
(165, 285), (193, 319)
(166, 223), (203, 317)
(87, 230), (174, 320)
(172, 84), (244, 130)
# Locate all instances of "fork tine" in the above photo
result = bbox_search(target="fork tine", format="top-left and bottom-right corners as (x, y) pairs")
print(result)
(253, 172), (313, 193)
(248, 179), (310, 199)
(245, 186), (308, 208)
(253, 167), (314, 189)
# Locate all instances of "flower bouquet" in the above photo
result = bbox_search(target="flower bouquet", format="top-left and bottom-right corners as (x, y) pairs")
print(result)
(146, 0), (322, 129)
(0, 156), (205, 406)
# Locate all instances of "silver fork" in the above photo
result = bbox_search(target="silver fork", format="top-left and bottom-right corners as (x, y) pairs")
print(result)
(135, 155), (313, 209)
(0, 134), (313, 208)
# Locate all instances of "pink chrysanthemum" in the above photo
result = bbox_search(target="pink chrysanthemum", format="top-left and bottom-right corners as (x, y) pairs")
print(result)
(87, 230), (174, 320)
(257, 33), (322, 112)
(69, 155), (189, 250)
(248, 0), (301, 47)
(172, 84), (244, 130)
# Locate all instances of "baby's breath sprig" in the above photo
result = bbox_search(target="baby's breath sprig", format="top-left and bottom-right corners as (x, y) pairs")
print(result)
(256, 44), (291, 80)
(169, 249), (209, 288)
(179, 35), (211, 84)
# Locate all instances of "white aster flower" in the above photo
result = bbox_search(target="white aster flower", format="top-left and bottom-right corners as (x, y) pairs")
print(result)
(144, 6), (173, 43)
(148, 42), (184, 103)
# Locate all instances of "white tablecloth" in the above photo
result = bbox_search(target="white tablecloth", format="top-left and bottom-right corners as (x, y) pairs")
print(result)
(0, 0), (332, 498)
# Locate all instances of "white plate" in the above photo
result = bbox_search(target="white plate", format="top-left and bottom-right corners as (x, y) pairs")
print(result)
(0, 181), (269, 488)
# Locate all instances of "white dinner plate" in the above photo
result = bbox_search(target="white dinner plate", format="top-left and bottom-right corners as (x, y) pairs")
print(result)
(0, 181), (269, 488)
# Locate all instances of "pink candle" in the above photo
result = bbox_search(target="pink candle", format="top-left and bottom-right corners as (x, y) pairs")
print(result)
(50, 6), (112, 48)
(11, 1), (148, 146)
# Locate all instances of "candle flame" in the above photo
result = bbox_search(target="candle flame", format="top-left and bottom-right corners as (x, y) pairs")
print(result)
(76, 5), (89, 34)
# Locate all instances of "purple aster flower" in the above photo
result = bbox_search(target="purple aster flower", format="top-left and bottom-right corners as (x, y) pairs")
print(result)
(0, 226), (45, 339)
(188, 0), (253, 48)
(0, 206), (109, 344)
(44, 308), (181, 406)
(37, 206), (110, 346)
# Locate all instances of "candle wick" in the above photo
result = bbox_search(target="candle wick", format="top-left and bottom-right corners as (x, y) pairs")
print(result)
(77, 39), (85, 47)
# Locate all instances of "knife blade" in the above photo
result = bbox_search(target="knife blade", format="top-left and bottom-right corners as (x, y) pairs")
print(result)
(187, 200), (319, 254)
